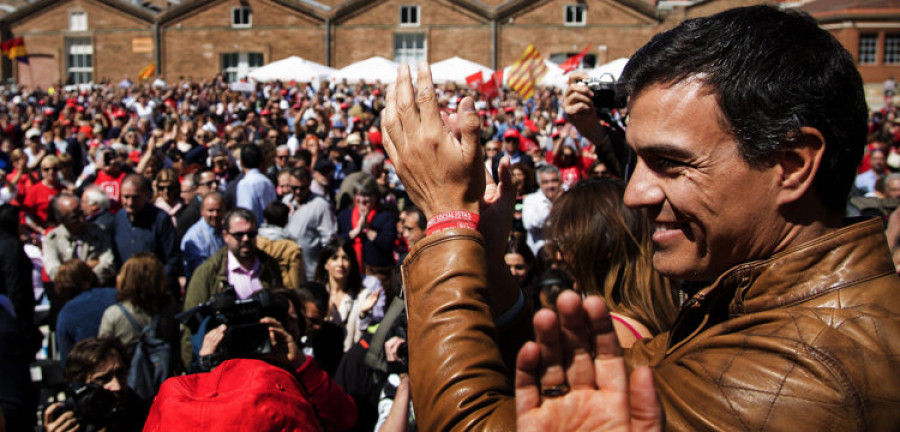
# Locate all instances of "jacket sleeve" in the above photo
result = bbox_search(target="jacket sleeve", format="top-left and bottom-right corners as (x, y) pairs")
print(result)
(92, 228), (116, 286)
(402, 228), (517, 432)
(294, 355), (358, 432)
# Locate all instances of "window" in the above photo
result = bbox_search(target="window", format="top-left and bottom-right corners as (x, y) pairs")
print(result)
(69, 11), (87, 31)
(232, 7), (252, 28)
(886, 34), (900, 65)
(221, 52), (263, 82)
(859, 33), (877, 64)
(564, 5), (585, 26)
(394, 33), (426, 65)
(400, 6), (419, 26)
(66, 38), (92, 85)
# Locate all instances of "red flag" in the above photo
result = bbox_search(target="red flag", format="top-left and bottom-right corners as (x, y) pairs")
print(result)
(560, 45), (591, 74)
(481, 70), (502, 99)
(466, 71), (484, 89)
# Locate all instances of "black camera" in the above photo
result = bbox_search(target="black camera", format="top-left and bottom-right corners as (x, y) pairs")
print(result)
(578, 73), (626, 113)
(178, 286), (289, 361)
(46, 382), (119, 432)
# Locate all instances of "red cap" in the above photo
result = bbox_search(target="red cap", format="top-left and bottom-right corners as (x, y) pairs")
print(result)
(503, 128), (521, 140)
(75, 106), (85, 113)
(523, 119), (539, 133)
(554, 118), (566, 125)
(129, 150), (142, 164)
(368, 130), (383, 146)
(78, 125), (93, 138)
(352, 116), (360, 123)
(373, 89), (382, 96)
(260, 109), (271, 116)
(504, 106), (515, 113)
(280, 89), (288, 96)
(143, 359), (346, 432)
(340, 102), (350, 110)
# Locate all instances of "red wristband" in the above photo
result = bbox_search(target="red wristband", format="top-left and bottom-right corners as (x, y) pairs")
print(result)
(427, 211), (480, 229)
(426, 220), (479, 236)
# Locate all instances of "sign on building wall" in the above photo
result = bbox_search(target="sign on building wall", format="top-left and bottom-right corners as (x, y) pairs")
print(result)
(132, 38), (153, 53)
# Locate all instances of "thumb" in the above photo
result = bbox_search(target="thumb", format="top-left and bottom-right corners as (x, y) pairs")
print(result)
(457, 97), (481, 150)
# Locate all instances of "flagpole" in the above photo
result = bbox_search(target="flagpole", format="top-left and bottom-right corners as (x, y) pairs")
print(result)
(27, 61), (35, 89)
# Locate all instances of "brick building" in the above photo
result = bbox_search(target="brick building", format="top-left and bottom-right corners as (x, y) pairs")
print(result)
(0, 0), (788, 88)
(799, 0), (900, 84)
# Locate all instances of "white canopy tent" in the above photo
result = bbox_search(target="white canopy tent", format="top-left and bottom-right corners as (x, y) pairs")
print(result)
(430, 56), (494, 84)
(331, 56), (400, 84)
(588, 57), (630, 81)
(248, 56), (336, 85)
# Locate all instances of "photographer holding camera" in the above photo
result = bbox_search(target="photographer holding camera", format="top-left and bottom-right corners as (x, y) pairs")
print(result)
(147, 289), (357, 431)
(564, 72), (629, 179)
(43, 337), (147, 432)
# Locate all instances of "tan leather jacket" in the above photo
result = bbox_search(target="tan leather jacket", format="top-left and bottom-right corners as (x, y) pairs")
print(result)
(403, 219), (900, 431)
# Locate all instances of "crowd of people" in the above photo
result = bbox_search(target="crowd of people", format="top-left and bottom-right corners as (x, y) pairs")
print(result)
(1, 4), (900, 431)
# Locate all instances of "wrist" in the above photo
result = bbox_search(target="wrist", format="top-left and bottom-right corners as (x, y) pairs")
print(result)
(426, 211), (480, 236)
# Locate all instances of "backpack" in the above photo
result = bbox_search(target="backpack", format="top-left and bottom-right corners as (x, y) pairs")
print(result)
(116, 304), (172, 403)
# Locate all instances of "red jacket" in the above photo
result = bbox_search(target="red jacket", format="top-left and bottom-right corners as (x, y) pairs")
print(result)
(144, 357), (357, 431)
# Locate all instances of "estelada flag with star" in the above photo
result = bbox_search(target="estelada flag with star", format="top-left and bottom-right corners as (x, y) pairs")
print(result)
(1, 37), (28, 64)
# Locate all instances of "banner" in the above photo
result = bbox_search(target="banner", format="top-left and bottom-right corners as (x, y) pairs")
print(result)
(508, 44), (547, 100)
(1, 37), (28, 64)
(560, 45), (591, 74)
(138, 63), (156, 81)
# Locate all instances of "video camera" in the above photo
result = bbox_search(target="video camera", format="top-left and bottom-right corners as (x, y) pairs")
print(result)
(177, 285), (289, 360)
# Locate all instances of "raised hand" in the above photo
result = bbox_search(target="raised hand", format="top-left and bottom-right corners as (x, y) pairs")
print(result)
(516, 291), (663, 432)
(381, 62), (485, 219)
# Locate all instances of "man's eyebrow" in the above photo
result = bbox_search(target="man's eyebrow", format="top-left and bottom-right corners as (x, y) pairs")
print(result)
(631, 142), (695, 160)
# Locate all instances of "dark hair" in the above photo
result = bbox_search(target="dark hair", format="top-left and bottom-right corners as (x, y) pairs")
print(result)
(545, 178), (678, 334)
(297, 281), (329, 316)
(192, 167), (214, 188)
(405, 205), (426, 230)
(225, 207), (258, 230)
(122, 173), (152, 195)
(289, 166), (312, 182)
(619, 6), (867, 212)
(55, 259), (99, 305)
(263, 201), (289, 228)
(505, 235), (536, 288)
(294, 148), (313, 167)
(0, 204), (17, 237)
(314, 237), (363, 299)
(511, 162), (536, 195)
(240, 143), (263, 169)
(65, 337), (128, 384)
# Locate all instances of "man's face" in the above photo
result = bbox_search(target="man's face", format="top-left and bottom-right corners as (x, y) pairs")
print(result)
(312, 170), (331, 188)
(870, 151), (887, 174)
(503, 138), (518, 154)
(120, 181), (147, 217)
(402, 212), (425, 247)
(81, 194), (100, 217)
(623, 80), (783, 281)
(538, 171), (561, 201)
(180, 178), (196, 203)
(304, 301), (324, 336)
(887, 178), (900, 199)
(289, 174), (311, 203)
(224, 216), (257, 261)
(87, 355), (128, 404)
(201, 196), (225, 230)
(57, 196), (85, 233)
(196, 172), (218, 196)
(275, 148), (289, 167)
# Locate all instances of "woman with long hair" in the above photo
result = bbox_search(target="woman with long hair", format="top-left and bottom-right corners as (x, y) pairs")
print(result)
(98, 252), (179, 357)
(314, 237), (383, 352)
(544, 178), (680, 347)
(153, 168), (184, 228)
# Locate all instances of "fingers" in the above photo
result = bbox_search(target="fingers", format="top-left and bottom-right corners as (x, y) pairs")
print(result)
(555, 291), (596, 390)
(395, 64), (420, 133)
(457, 97), (481, 152)
(416, 61), (443, 133)
(629, 366), (663, 432)
(568, 71), (589, 85)
(533, 309), (566, 391)
(514, 341), (542, 415)
(496, 154), (516, 195)
(582, 295), (627, 393)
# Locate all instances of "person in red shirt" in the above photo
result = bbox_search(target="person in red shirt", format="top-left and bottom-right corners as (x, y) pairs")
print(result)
(92, 148), (126, 212)
(545, 137), (593, 191)
(24, 155), (62, 234)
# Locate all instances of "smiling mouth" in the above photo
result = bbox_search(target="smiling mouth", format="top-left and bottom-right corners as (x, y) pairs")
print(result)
(652, 222), (686, 243)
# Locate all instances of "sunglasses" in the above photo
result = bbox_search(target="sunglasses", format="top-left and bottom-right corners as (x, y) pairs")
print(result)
(228, 230), (258, 240)
(157, 184), (175, 191)
(200, 180), (219, 188)
(42, 166), (59, 172)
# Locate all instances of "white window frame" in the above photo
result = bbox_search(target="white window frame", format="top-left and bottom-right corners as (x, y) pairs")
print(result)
(231, 7), (252, 28)
(859, 33), (877, 65)
(222, 52), (264, 82)
(399, 5), (420, 27)
(67, 38), (93, 85)
(69, 11), (88, 31)
(393, 33), (426, 66)
(564, 4), (585, 26)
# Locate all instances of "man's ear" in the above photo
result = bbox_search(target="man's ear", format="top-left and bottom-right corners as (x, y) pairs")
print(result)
(776, 126), (825, 206)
